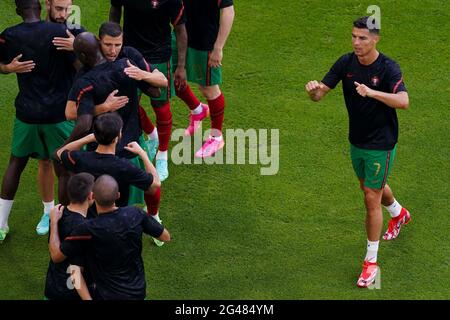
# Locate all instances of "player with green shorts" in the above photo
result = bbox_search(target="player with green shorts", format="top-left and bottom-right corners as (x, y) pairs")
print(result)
(172, 0), (235, 158)
(306, 17), (411, 288)
(0, 1), (78, 242)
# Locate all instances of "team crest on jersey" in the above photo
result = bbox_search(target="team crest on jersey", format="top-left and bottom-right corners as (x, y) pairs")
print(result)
(371, 76), (380, 87)
(151, 0), (159, 9)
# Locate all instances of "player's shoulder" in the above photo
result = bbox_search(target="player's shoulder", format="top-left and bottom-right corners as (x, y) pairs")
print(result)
(121, 46), (143, 62)
(379, 52), (401, 71)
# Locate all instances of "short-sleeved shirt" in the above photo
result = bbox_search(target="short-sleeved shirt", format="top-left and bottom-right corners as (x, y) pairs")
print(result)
(0, 21), (77, 124)
(68, 58), (150, 158)
(60, 150), (153, 207)
(184, 0), (233, 51)
(60, 206), (164, 300)
(44, 207), (96, 300)
(321, 52), (407, 150)
(111, 0), (185, 63)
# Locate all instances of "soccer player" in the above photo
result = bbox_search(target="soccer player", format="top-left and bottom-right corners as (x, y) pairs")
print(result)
(0, 0), (78, 241)
(172, 0), (235, 158)
(56, 113), (165, 246)
(97, 21), (160, 161)
(110, 0), (188, 181)
(305, 17), (411, 288)
(44, 173), (95, 300)
(49, 175), (171, 300)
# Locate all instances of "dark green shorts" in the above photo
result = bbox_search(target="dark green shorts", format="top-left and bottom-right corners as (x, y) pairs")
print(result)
(11, 118), (74, 159)
(171, 32), (222, 87)
(128, 135), (147, 206)
(350, 144), (397, 189)
(142, 60), (175, 102)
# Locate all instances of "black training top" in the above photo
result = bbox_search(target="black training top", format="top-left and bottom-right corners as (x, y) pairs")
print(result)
(111, 0), (185, 63)
(184, 0), (233, 51)
(60, 150), (153, 207)
(68, 58), (150, 158)
(322, 52), (407, 150)
(60, 206), (164, 300)
(0, 21), (77, 124)
(44, 207), (96, 300)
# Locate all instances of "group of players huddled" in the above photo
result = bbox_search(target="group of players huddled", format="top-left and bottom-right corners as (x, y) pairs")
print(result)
(0, 0), (234, 300)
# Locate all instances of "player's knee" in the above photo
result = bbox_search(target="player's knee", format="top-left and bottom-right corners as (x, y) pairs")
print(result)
(199, 85), (221, 100)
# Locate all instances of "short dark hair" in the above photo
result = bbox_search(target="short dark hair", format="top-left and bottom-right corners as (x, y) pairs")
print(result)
(15, 0), (40, 9)
(93, 175), (119, 207)
(99, 22), (123, 39)
(93, 113), (123, 146)
(67, 173), (95, 204)
(353, 16), (380, 34)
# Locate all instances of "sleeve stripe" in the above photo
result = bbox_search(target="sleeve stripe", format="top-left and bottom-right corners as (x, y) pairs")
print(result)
(393, 77), (403, 94)
(173, 4), (184, 26)
(64, 235), (92, 241)
(76, 85), (94, 109)
(143, 59), (150, 72)
(218, 0), (222, 7)
(0, 37), (5, 44)
(67, 151), (76, 165)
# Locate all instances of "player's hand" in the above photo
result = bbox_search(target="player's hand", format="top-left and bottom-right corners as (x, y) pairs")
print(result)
(124, 60), (147, 81)
(124, 141), (146, 157)
(354, 82), (375, 98)
(4, 54), (35, 74)
(305, 80), (325, 93)
(173, 66), (187, 91)
(104, 90), (129, 111)
(53, 29), (75, 51)
(208, 47), (223, 68)
(50, 204), (64, 223)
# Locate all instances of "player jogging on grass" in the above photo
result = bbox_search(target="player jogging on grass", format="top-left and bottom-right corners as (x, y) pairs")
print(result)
(305, 16), (411, 288)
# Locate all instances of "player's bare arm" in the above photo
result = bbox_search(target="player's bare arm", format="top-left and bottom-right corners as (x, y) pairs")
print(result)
(305, 80), (331, 102)
(124, 60), (168, 87)
(209, 5), (235, 68)
(69, 265), (93, 300)
(0, 54), (35, 74)
(173, 23), (187, 91)
(55, 133), (96, 161)
(49, 205), (66, 263)
(354, 81), (410, 109)
(109, 4), (122, 23)
(124, 142), (161, 193)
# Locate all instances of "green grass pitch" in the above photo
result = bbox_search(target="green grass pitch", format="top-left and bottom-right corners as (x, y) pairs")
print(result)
(0, 0), (449, 299)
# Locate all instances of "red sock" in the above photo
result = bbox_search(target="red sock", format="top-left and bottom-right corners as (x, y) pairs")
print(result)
(152, 101), (172, 151)
(176, 84), (201, 111)
(138, 104), (155, 135)
(208, 93), (225, 134)
(145, 187), (161, 216)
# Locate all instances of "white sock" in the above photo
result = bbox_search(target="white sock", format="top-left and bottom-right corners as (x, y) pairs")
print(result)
(191, 104), (203, 115)
(0, 199), (14, 230)
(365, 240), (379, 263)
(149, 128), (158, 140)
(384, 199), (402, 218)
(211, 135), (223, 142)
(156, 150), (168, 161)
(151, 212), (160, 222)
(43, 200), (55, 214)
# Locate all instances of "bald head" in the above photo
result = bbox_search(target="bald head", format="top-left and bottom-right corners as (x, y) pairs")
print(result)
(74, 32), (103, 68)
(93, 175), (119, 208)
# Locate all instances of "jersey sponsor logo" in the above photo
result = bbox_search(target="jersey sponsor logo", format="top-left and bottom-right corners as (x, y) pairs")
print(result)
(371, 76), (380, 87)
